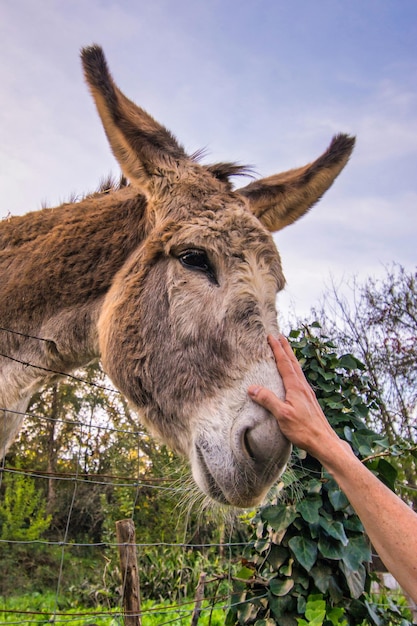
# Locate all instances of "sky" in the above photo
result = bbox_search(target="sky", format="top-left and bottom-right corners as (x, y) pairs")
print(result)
(1, 0), (416, 319)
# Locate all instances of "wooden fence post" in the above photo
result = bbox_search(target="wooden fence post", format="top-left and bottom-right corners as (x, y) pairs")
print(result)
(116, 519), (142, 626)
(190, 571), (206, 626)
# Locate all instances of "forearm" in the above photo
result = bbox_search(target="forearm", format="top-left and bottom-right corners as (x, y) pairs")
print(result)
(317, 437), (417, 602)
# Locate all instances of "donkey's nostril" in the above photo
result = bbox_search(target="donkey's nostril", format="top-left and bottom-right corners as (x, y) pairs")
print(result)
(243, 428), (256, 461)
(241, 418), (287, 466)
(242, 426), (266, 464)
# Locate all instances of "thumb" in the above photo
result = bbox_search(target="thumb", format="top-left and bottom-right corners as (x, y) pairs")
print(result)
(248, 385), (286, 418)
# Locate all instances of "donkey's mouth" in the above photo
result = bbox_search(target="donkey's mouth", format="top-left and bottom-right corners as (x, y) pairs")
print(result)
(195, 444), (229, 504)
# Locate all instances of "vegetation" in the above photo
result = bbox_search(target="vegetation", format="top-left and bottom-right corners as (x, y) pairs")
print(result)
(311, 263), (417, 506)
(226, 323), (414, 625)
(0, 592), (227, 625)
(0, 265), (415, 625)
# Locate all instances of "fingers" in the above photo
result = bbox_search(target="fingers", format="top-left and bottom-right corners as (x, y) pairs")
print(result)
(269, 334), (303, 373)
(267, 334), (303, 390)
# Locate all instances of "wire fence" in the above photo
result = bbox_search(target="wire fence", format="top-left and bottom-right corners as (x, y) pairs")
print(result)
(0, 326), (253, 624)
(1, 325), (416, 624)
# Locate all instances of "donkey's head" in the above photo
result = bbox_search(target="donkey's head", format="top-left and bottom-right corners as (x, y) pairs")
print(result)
(82, 46), (354, 507)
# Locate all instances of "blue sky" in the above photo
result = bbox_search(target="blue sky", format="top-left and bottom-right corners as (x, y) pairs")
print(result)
(1, 0), (416, 317)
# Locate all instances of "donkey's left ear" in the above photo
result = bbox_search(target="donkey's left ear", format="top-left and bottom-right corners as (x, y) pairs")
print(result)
(237, 134), (355, 232)
(81, 45), (188, 194)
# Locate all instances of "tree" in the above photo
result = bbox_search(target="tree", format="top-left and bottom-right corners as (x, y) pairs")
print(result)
(310, 264), (417, 506)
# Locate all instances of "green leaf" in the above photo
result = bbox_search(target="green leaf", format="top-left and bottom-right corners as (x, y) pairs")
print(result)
(350, 431), (374, 457)
(296, 495), (322, 524)
(343, 516), (364, 532)
(304, 594), (326, 623)
(340, 561), (366, 599)
(236, 566), (255, 580)
(261, 504), (297, 532)
(267, 544), (289, 570)
(297, 595), (307, 613)
(342, 535), (371, 570)
(318, 535), (345, 560)
(306, 479), (323, 494)
(280, 557), (293, 576)
(343, 426), (353, 442)
(310, 563), (332, 593)
(292, 566), (310, 590)
(316, 380), (335, 393)
(288, 536), (318, 572)
(308, 521), (320, 540)
(326, 606), (349, 626)
(328, 576), (344, 603)
(338, 354), (361, 370)
(269, 577), (295, 596)
(254, 538), (270, 553)
(237, 599), (259, 623)
(376, 458), (398, 491)
(327, 484), (349, 511)
(319, 516), (348, 545)
(268, 592), (295, 619)
(225, 608), (238, 625)
(364, 600), (383, 626)
(304, 616), (324, 626)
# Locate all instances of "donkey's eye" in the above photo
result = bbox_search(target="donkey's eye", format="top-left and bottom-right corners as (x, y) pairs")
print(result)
(178, 250), (218, 285)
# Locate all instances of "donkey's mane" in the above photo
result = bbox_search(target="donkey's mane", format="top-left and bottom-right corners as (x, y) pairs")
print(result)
(63, 161), (252, 208)
(205, 162), (254, 187)
(189, 147), (253, 183)
(67, 174), (129, 205)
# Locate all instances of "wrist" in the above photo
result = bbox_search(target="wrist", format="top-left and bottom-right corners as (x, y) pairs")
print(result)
(312, 435), (356, 474)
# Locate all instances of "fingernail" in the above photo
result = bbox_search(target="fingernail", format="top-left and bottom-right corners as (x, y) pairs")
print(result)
(248, 386), (261, 397)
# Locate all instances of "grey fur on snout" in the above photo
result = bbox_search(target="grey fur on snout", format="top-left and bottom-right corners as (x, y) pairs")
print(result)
(191, 360), (291, 507)
(238, 409), (291, 469)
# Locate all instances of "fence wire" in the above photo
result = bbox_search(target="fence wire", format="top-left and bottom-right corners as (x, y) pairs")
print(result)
(0, 326), (250, 624)
(0, 325), (415, 624)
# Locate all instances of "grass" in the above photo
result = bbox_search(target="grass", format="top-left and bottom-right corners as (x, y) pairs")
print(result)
(0, 592), (228, 625)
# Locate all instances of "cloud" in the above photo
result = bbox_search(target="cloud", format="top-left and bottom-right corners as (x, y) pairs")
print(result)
(1, 1), (415, 326)
(274, 187), (417, 318)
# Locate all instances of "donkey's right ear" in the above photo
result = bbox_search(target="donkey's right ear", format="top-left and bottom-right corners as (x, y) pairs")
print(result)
(237, 134), (355, 232)
(81, 45), (187, 192)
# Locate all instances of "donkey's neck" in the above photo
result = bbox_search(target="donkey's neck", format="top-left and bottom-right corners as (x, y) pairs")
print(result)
(0, 187), (148, 370)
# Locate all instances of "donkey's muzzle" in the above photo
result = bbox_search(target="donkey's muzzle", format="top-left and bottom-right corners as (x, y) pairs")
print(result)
(242, 417), (285, 466)
(191, 359), (292, 507)
(194, 411), (291, 507)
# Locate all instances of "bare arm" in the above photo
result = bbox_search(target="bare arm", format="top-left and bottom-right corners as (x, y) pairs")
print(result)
(248, 334), (417, 602)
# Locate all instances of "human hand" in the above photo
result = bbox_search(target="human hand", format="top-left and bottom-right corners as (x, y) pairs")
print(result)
(248, 334), (340, 460)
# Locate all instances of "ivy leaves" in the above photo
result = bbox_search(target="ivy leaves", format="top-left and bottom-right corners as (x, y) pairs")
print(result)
(226, 324), (412, 625)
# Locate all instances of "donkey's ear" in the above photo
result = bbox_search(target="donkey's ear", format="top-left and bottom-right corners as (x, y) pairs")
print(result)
(81, 45), (187, 190)
(237, 135), (355, 232)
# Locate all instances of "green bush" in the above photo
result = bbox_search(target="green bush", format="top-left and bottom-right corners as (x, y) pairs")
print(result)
(0, 467), (51, 541)
(226, 324), (413, 625)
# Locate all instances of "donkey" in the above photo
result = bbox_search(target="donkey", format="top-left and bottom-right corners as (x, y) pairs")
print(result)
(0, 45), (354, 507)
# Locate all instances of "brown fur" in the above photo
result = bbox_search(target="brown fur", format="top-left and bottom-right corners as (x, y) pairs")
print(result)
(0, 45), (355, 506)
